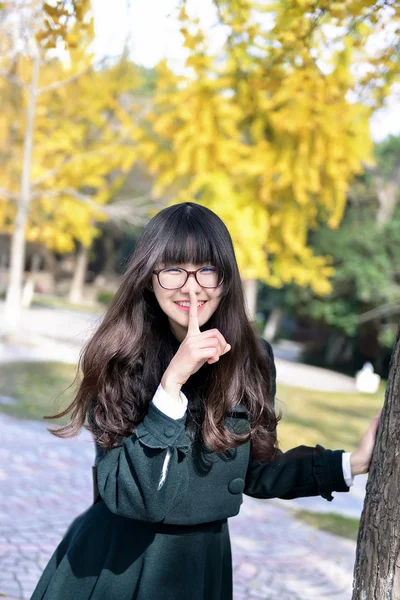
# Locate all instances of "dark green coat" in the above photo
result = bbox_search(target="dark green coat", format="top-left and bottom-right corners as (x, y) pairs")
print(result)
(31, 340), (349, 600)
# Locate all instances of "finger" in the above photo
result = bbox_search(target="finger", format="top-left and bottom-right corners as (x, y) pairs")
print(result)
(369, 413), (381, 435)
(195, 347), (218, 362)
(207, 356), (220, 364)
(370, 410), (382, 429)
(200, 329), (230, 354)
(196, 337), (219, 349)
(187, 289), (200, 337)
(208, 343), (231, 364)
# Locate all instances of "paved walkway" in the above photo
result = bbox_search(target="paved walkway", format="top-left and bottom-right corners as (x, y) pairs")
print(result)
(0, 304), (365, 598)
(0, 414), (358, 600)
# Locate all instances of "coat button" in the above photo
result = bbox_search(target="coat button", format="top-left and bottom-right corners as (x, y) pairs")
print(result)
(228, 478), (245, 494)
(164, 425), (176, 438)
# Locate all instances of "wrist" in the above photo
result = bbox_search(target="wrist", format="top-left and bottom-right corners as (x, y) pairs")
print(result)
(161, 370), (183, 402)
(350, 450), (368, 476)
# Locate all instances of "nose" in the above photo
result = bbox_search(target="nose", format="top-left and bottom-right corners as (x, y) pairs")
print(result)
(180, 273), (202, 294)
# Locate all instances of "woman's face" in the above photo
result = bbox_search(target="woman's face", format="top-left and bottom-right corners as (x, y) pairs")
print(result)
(152, 263), (223, 342)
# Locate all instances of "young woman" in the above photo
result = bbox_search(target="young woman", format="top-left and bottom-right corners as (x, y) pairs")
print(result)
(31, 202), (380, 600)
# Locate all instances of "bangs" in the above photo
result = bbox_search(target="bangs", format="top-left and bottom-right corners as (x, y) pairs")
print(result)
(157, 219), (223, 269)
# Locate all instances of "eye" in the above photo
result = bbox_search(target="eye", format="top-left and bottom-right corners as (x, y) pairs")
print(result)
(164, 268), (183, 273)
(200, 267), (216, 273)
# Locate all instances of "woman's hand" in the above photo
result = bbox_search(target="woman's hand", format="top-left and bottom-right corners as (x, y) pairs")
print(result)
(350, 409), (382, 476)
(161, 290), (231, 398)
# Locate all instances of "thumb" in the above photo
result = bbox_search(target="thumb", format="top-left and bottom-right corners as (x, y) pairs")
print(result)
(365, 409), (382, 440)
(370, 409), (382, 432)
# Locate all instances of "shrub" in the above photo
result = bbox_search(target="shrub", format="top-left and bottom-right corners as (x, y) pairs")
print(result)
(96, 290), (114, 305)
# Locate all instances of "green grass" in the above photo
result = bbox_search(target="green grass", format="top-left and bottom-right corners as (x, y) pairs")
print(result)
(32, 294), (103, 314)
(0, 361), (79, 423)
(0, 362), (386, 453)
(276, 381), (385, 452)
(294, 509), (360, 541)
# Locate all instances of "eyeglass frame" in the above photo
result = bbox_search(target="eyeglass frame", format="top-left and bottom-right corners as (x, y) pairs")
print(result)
(152, 266), (224, 290)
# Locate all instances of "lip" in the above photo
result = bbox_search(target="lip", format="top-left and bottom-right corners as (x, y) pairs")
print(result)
(174, 301), (207, 312)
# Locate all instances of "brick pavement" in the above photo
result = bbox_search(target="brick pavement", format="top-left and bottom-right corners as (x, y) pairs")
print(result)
(0, 414), (356, 600)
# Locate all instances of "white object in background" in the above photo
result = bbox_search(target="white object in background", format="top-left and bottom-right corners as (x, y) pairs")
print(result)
(355, 362), (381, 394)
(21, 277), (35, 308)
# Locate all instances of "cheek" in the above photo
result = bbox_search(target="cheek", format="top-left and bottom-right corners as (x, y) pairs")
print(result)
(211, 288), (223, 304)
(208, 293), (222, 312)
(154, 289), (174, 311)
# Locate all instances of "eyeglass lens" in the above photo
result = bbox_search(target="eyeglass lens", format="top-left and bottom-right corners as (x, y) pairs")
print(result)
(159, 267), (221, 289)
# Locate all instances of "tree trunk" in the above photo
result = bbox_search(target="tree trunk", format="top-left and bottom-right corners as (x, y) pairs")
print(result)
(21, 252), (41, 308)
(374, 165), (400, 228)
(263, 307), (282, 341)
(68, 245), (89, 304)
(242, 278), (257, 321)
(352, 327), (400, 599)
(103, 234), (116, 276)
(4, 44), (40, 335)
(325, 333), (346, 366)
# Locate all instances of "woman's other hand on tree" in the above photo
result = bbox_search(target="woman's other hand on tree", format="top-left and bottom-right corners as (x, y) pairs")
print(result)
(350, 410), (382, 476)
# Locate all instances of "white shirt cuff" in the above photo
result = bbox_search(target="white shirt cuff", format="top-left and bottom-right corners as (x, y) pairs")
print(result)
(342, 452), (354, 487)
(152, 383), (188, 420)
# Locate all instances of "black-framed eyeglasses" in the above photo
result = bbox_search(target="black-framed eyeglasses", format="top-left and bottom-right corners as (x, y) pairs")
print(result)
(152, 266), (224, 290)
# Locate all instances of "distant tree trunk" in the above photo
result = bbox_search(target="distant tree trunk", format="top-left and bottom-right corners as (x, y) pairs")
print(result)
(263, 308), (282, 341)
(68, 245), (89, 304)
(242, 278), (257, 321)
(21, 252), (41, 308)
(325, 333), (346, 366)
(103, 234), (116, 276)
(375, 167), (400, 228)
(352, 327), (400, 599)
(4, 44), (40, 335)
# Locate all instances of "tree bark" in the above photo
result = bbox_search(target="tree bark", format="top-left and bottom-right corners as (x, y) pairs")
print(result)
(352, 327), (400, 599)
(68, 245), (89, 304)
(4, 43), (40, 335)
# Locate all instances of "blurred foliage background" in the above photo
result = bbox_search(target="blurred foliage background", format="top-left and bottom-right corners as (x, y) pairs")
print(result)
(0, 0), (400, 378)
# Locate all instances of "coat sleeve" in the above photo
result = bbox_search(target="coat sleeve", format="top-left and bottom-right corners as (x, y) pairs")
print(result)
(244, 338), (350, 502)
(94, 402), (190, 521)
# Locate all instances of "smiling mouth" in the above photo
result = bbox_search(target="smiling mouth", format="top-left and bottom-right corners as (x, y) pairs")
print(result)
(174, 301), (207, 307)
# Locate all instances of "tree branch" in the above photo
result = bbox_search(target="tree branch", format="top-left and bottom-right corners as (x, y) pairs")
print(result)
(30, 160), (70, 186)
(0, 186), (17, 200)
(34, 188), (157, 227)
(357, 301), (400, 324)
(31, 148), (126, 186)
(36, 64), (93, 96)
(35, 54), (119, 97)
(0, 67), (25, 88)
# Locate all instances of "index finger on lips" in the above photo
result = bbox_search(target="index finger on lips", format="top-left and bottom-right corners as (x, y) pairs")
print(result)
(187, 289), (200, 336)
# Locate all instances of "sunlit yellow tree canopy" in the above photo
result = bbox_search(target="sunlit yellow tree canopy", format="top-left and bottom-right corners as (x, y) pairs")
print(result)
(0, 0), (139, 254)
(136, 0), (400, 293)
(1, 0), (400, 316)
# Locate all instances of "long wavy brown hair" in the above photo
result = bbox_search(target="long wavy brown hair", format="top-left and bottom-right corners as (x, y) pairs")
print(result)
(47, 202), (280, 461)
